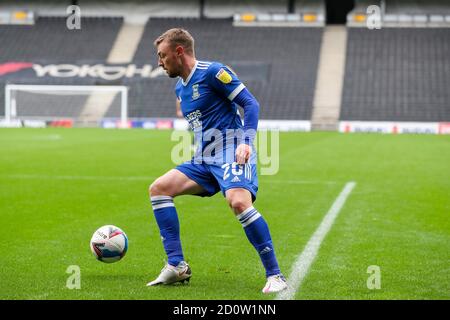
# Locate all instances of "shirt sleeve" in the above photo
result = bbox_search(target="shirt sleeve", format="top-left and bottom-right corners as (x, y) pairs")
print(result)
(233, 87), (259, 146)
(207, 63), (246, 102)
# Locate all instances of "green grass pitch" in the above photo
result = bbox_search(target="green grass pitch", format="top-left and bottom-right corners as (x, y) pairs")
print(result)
(0, 128), (448, 300)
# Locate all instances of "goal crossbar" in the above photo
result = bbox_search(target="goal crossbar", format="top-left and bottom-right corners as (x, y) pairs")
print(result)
(4, 84), (128, 125)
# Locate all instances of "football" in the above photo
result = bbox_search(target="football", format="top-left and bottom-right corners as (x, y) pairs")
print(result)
(90, 225), (128, 263)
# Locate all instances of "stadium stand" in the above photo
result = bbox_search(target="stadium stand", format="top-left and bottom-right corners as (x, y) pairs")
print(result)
(205, 0), (289, 18)
(0, 16), (123, 118)
(386, 0), (450, 15)
(340, 28), (450, 122)
(132, 17), (323, 119)
(0, 0), (449, 129)
(0, 16), (122, 61)
(347, 0), (450, 27)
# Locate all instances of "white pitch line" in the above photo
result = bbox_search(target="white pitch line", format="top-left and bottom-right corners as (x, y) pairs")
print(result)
(0, 174), (339, 185)
(276, 181), (356, 300)
(0, 174), (156, 181)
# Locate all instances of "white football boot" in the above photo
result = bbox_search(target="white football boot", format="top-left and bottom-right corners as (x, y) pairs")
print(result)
(147, 261), (192, 286)
(262, 274), (288, 294)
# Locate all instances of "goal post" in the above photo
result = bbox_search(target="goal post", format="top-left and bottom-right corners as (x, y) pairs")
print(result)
(4, 84), (128, 126)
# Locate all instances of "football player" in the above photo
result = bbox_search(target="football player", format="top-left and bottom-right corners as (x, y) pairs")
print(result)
(147, 28), (287, 294)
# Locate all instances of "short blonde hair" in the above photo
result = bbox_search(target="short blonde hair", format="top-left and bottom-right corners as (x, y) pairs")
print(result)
(153, 28), (195, 55)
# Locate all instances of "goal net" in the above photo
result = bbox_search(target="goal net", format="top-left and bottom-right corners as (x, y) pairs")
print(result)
(4, 84), (128, 126)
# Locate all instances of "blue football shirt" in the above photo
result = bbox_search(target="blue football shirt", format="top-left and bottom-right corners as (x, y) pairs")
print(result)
(175, 60), (247, 163)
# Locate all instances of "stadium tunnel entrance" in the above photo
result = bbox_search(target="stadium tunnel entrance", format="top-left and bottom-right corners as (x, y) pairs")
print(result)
(325, 0), (355, 24)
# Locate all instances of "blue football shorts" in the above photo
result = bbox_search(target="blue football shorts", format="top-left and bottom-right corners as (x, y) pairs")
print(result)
(175, 152), (259, 202)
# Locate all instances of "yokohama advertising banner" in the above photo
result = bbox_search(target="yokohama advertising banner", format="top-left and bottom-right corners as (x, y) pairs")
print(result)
(0, 61), (165, 81)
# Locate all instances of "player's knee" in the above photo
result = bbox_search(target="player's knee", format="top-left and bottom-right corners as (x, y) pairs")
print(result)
(228, 197), (251, 215)
(149, 179), (170, 197)
(148, 182), (157, 197)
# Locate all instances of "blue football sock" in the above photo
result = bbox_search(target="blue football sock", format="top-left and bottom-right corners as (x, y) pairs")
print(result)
(151, 196), (184, 267)
(237, 206), (281, 277)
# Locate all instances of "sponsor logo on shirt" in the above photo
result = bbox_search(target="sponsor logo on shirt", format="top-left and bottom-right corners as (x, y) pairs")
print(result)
(185, 110), (202, 130)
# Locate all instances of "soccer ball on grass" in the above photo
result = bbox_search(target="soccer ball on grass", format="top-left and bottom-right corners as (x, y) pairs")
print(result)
(90, 225), (128, 263)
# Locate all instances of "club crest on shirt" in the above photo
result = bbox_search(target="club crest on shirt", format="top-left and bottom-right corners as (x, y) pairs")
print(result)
(192, 84), (200, 100)
(215, 68), (232, 84)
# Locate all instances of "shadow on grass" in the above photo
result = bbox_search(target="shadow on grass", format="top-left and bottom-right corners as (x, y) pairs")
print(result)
(82, 273), (193, 291)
